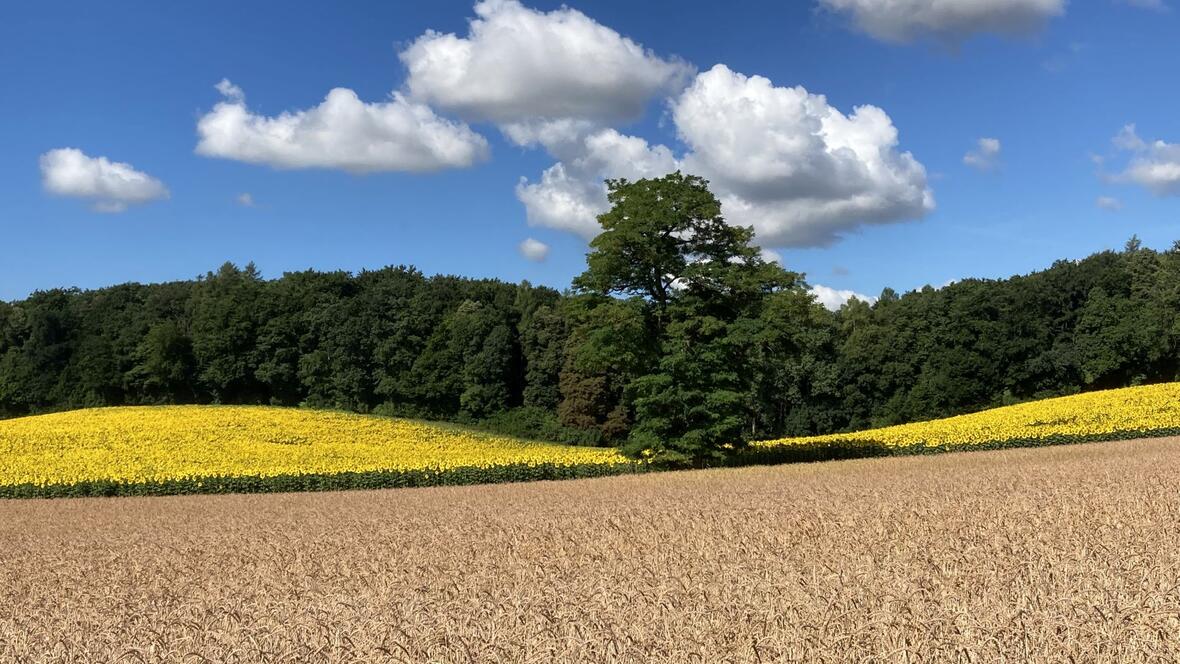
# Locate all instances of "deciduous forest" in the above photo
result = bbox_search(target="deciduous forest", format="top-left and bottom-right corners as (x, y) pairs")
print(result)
(2, 175), (1178, 462)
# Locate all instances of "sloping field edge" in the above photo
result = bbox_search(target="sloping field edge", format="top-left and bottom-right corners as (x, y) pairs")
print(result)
(6, 427), (1180, 500)
(737, 426), (1180, 466)
(0, 461), (646, 500)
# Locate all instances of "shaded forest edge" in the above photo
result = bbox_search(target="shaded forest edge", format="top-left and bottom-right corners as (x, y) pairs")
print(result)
(2, 174), (1178, 464)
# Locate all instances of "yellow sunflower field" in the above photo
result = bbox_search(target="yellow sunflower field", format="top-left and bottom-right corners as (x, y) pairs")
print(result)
(752, 382), (1180, 461)
(3, 383), (1180, 498)
(0, 406), (636, 498)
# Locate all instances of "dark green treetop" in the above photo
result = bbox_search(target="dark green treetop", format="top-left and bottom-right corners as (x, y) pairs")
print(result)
(569, 172), (804, 463)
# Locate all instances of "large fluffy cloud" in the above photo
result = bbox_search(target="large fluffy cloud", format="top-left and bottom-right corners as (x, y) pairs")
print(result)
(517, 65), (932, 247)
(195, 80), (489, 173)
(516, 128), (678, 237)
(674, 65), (933, 247)
(39, 148), (169, 213)
(819, 0), (1066, 44)
(399, 0), (693, 135)
(1110, 125), (1180, 196)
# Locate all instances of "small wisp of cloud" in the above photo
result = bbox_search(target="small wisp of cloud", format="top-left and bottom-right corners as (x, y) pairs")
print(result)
(964, 137), (1002, 171)
(215, 78), (245, 103)
(809, 284), (876, 311)
(817, 0), (1066, 46)
(1041, 41), (1087, 74)
(236, 192), (256, 207)
(518, 237), (550, 262)
(1105, 124), (1180, 196)
(1120, 0), (1170, 12)
(1096, 196), (1123, 211)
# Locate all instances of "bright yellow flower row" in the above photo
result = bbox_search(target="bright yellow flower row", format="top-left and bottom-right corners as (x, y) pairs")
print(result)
(0, 406), (631, 488)
(4, 383), (1176, 491)
(756, 382), (1180, 454)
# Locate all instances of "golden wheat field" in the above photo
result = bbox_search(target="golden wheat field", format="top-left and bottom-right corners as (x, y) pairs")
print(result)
(3, 436), (1180, 662)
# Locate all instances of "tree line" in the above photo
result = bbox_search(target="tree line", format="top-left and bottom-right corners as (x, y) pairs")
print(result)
(2, 174), (1178, 462)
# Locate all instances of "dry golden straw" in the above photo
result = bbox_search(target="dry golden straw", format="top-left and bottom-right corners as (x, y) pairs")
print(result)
(3, 436), (1179, 662)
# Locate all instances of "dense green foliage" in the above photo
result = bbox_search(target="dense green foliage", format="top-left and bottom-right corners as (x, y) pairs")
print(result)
(569, 174), (801, 462)
(2, 173), (1178, 463)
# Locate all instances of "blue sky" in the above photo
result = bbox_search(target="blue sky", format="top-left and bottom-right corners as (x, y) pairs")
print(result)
(2, 0), (1178, 306)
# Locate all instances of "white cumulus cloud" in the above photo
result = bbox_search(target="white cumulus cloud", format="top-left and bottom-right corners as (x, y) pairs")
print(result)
(673, 65), (933, 247)
(809, 284), (877, 311)
(499, 118), (600, 150)
(516, 65), (932, 248)
(518, 237), (550, 262)
(215, 78), (245, 102)
(963, 137), (1002, 171)
(1109, 124), (1180, 196)
(516, 128), (678, 238)
(819, 0), (1066, 44)
(399, 0), (693, 135)
(195, 81), (489, 173)
(39, 148), (169, 213)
